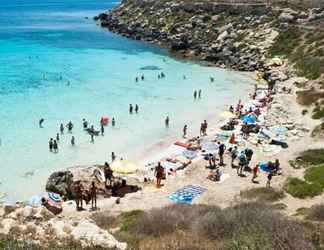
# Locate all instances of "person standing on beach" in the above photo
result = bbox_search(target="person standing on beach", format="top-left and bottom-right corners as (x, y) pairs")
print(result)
(53, 140), (58, 153)
(129, 104), (133, 114)
(90, 181), (97, 210)
(193, 90), (197, 100)
(266, 172), (273, 188)
(112, 118), (116, 127)
(245, 148), (254, 167)
(165, 116), (169, 127)
(75, 182), (83, 211)
(238, 152), (246, 176)
(111, 152), (116, 162)
(200, 123), (204, 136)
(60, 123), (64, 134)
(231, 146), (238, 167)
(183, 125), (188, 138)
(71, 136), (75, 146)
(154, 162), (164, 188)
(39, 118), (44, 128)
(135, 104), (139, 114)
(49, 138), (53, 152)
(218, 142), (225, 166)
(203, 120), (208, 135)
(90, 133), (94, 143)
(104, 162), (113, 187)
(198, 89), (202, 99)
(56, 133), (60, 142)
(101, 124), (104, 136)
(252, 164), (259, 183)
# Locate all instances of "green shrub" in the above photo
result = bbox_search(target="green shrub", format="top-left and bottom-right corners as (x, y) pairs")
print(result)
(305, 165), (324, 188)
(284, 177), (323, 199)
(312, 105), (324, 119)
(296, 149), (324, 167)
(311, 122), (324, 137)
(119, 210), (144, 232)
(240, 187), (285, 202)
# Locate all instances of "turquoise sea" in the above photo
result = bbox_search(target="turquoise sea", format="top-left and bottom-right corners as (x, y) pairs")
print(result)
(0, 0), (253, 200)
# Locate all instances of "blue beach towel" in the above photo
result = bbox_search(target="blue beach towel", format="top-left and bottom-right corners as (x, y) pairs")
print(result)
(169, 185), (207, 204)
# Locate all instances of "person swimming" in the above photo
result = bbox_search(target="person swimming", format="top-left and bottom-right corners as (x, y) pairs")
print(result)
(183, 125), (188, 138)
(165, 116), (170, 127)
(53, 140), (58, 153)
(39, 118), (44, 128)
(129, 104), (133, 114)
(193, 90), (197, 99)
(101, 124), (104, 136)
(141, 74), (145, 81)
(71, 136), (75, 146)
(82, 119), (88, 129)
(67, 121), (73, 133)
(60, 123), (64, 134)
(111, 152), (116, 162)
(161, 72), (165, 78)
(49, 138), (53, 152)
(135, 77), (138, 82)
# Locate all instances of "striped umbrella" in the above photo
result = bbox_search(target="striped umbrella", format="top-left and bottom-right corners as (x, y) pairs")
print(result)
(47, 192), (63, 206)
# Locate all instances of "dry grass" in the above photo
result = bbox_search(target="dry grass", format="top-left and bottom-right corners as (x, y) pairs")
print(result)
(306, 204), (324, 221)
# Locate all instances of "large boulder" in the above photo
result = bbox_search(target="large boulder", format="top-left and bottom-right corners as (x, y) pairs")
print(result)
(46, 171), (74, 199)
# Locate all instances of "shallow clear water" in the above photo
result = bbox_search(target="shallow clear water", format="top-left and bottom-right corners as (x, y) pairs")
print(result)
(0, 0), (253, 200)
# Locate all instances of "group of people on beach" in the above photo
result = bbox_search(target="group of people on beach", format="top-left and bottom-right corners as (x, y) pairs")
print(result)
(74, 181), (98, 211)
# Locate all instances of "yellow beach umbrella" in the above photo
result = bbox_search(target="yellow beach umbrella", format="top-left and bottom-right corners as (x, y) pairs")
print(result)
(220, 111), (236, 119)
(110, 160), (139, 174)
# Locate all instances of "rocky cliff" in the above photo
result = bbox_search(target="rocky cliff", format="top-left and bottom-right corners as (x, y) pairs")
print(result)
(95, 0), (324, 75)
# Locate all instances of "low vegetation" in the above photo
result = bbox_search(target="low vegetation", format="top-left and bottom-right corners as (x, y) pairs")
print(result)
(284, 177), (323, 199)
(292, 149), (324, 168)
(305, 165), (324, 188)
(270, 25), (324, 81)
(92, 202), (321, 250)
(311, 122), (324, 137)
(305, 204), (324, 221)
(240, 187), (285, 202)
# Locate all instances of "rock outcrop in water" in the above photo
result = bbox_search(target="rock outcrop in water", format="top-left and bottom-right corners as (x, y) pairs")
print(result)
(46, 171), (74, 199)
(94, 0), (324, 73)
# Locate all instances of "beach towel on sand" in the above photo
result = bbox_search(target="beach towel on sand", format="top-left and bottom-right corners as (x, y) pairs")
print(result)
(169, 185), (207, 204)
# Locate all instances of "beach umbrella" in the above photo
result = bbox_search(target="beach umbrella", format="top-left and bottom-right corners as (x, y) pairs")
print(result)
(47, 192), (63, 206)
(220, 111), (236, 119)
(111, 160), (139, 174)
(28, 192), (63, 207)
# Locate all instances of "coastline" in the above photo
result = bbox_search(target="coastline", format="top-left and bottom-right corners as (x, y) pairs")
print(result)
(1, 1), (324, 248)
